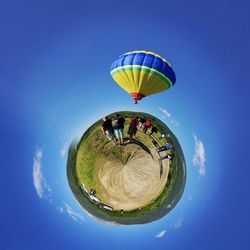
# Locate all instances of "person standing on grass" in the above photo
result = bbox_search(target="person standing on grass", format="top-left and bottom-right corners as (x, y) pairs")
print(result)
(160, 154), (173, 160)
(128, 117), (139, 141)
(138, 117), (146, 130)
(157, 143), (173, 153)
(149, 126), (158, 136)
(113, 114), (125, 145)
(102, 116), (116, 146)
(143, 120), (151, 134)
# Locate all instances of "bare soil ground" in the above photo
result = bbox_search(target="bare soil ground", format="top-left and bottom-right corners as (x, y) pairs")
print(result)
(97, 143), (169, 210)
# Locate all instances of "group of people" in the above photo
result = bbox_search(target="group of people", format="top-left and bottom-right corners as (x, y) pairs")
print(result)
(101, 114), (158, 146)
(102, 114), (174, 161)
(102, 114), (125, 146)
(137, 117), (158, 136)
(157, 143), (173, 160)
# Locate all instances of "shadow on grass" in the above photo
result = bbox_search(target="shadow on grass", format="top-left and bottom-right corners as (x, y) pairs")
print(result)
(124, 138), (153, 158)
(158, 158), (163, 178)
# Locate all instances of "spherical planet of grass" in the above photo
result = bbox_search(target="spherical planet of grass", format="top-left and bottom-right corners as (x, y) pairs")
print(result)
(67, 111), (186, 225)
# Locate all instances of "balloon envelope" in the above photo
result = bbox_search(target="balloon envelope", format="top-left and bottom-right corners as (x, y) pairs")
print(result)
(110, 50), (176, 102)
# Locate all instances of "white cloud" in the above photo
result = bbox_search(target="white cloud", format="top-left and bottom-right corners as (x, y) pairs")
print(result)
(57, 206), (64, 213)
(60, 142), (69, 158)
(32, 148), (51, 199)
(155, 230), (167, 238)
(60, 147), (67, 157)
(173, 217), (183, 229)
(64, 203), (84, 222)
(84, 210), (120, 226)
(158, 107), (171, 117)
(158, 107), (179, 126)
(192, 134), (206, 177)
(171, 119), (179, 126)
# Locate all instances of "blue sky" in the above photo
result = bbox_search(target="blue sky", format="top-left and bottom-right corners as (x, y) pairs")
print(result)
(1, 0), (250, 249)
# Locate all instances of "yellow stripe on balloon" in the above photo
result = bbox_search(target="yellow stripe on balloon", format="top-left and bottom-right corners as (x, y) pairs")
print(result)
(112, 70), (171, 97)
(111, 65), (172, 86)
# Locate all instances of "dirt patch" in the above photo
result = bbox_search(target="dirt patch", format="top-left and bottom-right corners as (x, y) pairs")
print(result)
(97, 143), (169, 210)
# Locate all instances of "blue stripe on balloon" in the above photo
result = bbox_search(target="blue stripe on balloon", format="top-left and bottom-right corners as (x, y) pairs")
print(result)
(110, 52), (176, 84)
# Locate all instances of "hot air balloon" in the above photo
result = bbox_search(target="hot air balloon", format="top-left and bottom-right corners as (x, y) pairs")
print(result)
(110, 50), (176, 104)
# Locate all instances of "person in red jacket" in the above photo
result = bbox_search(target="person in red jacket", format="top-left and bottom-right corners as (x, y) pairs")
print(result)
(143, 120), (151, 134)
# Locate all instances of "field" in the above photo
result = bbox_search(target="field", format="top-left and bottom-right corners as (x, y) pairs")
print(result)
(67, 111), (186, 225)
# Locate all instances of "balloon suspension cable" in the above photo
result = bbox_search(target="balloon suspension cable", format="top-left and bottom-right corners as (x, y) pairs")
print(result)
(133, 99), (138, 104)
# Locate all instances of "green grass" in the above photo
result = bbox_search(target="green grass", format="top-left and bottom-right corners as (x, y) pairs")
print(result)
(76, 122), (171, 193)
(76, 112), (177, 210)
(67, 111), (186, 224)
